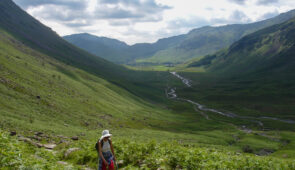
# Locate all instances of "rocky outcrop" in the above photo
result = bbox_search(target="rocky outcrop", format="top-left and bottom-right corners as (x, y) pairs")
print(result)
(64, 148), (80, 158)
(43, 144), (57, 149)
(10, 131), (16, 136)
(71, 136), (79, 140)
(18, 136), (43, 148)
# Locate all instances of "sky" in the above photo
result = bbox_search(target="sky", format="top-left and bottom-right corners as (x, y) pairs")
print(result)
(13, 0), (295, 45)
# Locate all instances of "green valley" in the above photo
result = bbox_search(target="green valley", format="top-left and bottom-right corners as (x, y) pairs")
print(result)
(1, 0), (295, 169)
(183, 16), (295, 124)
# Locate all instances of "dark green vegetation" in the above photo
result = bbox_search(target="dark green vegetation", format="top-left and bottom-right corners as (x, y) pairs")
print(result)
(2, 130), (295, 169)
(64, 10), (295, 65)
(184, 17), (295, 125)
(1, 0), (295, 169)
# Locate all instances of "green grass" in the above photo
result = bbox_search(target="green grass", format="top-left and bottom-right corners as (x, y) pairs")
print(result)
(0, 131), (69, 169)
(124, 65), (173, 72)
(0, 28), (189, 136)
(1, 2), (295, 168)
(124, 64), (206, 73)
(1, 29), (295, 162)
(0, 26), (238, 143)
(2, 130), (295, 170)
(271, 131), (295, 159)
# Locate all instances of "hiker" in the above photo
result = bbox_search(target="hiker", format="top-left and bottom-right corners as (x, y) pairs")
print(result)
(97, 130), (116, 170)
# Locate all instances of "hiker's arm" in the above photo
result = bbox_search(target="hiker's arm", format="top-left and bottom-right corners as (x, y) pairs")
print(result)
(110, 140), (116, 161)
(99, 141), (108, 165)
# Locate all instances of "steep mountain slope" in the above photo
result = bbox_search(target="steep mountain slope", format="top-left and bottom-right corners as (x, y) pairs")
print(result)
(0, 0), (124, 79)
(1, 0), (215, 136)
(0, 0), (172, 102)
(0, 28), (169, 133)
(191, 16), (295, 77)
(64, 9), (295, 64)
(0, 0), (223, 143)
(181, 17), (295, 123)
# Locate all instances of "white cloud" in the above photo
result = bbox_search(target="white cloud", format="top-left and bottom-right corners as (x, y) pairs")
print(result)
(13, 0), (295, 45)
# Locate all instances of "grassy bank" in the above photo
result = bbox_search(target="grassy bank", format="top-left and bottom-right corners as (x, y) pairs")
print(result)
(2, 130), (295, 170)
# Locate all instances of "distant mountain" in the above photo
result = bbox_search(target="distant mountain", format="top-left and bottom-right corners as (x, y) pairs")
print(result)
(64, 33), (185, 64)
(139, 9), (295, 64)
(64, 9), (295, 65)
(63, 33), (129, 63)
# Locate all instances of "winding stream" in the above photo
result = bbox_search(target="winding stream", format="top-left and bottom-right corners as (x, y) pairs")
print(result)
(168, 72), (295, 125)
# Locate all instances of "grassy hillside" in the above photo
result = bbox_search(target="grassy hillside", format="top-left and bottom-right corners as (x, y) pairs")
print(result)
(188, 16), (295, 79)
(0, 28), (176, 134)
(0, 0), (175, 104)
(209, 19), (295, 76)
(1, 26), (227, 144)
(0, 0), (234, 142)
(0, 12), (236, 143)
(0, 0), (120, 79)
(1, 0), (295, 169)
(179, 17), (295, 129)
(4, 16), (292, 166)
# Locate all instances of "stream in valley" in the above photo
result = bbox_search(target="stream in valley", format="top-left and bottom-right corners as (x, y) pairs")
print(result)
(167, 72), (295, 126)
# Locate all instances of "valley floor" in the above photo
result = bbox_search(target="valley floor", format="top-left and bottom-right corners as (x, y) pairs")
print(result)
(1, 24), (295, 169)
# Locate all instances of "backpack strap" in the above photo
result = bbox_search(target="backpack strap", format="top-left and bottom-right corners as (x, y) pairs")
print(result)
(95, 139), (105, 152)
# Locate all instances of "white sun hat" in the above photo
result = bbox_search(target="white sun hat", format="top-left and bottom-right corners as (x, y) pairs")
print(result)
(100, 130), (112, 140)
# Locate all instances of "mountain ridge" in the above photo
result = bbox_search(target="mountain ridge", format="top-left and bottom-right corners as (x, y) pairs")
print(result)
(64, 9), (295, 64)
